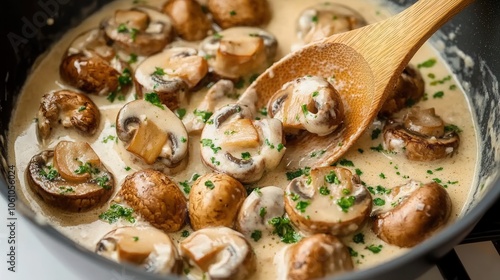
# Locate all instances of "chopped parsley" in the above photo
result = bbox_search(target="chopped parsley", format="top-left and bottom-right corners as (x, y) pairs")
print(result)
(353, 233), (365, 244)
(241, 152), (251, 160)
(144, 92), (164, 109)
(277, 143), (285, 152)
(371, 128), (381, 140)
(358, 148), (364, 154)
(116, 24), (139, 42)
(59, 186), (74, 194)
(373, 198), (385, 206)
(181, 137), (187, 143)
(181, 230), (190, 237)
(295, 201), (310, 213)
(39, 165), (59, 181)
(370, 144), (384, 152)
(325, 171), (340, 184)
(235, 78), (245, 89)
(339, 159), (354, 167)
(417, 58), (437, 68)
(133, 236), (139, 242)
(285, 167), (310, 180)
(78, 106), (86, 112)
(124, 166), (131, 171)
(433, 91), (444, 98)
(200, 138), (221, 154)
(259, 207), (267, 218)
(337, 196), (356, 212)
(430, 75), (452, 86)
(229, 10), (237, 16)
(355, 168), (363, 176)
(95, 175), (112, 190)
(311, 15), (318, 23)
(175, 108), (186, 120)
(444, 124), (462, 133)
(366, 244), (383, 254)
(250, 230), (262, 242)
(102, 135), (117, 144)
(253, 188), (262, 196)
(319, 186), (330, 196)
(268, 217), (301, 243)
(301, 104), (309, 117)
(379, 173), (386, 179)
(74, 162), (99, 175)
(118, 68), (132, 86)
(289, 193), (300, 201)
(193, 109), (213, 123)
(259, 107), (268, 116)
(128, 53), (138, 64)
(99, 204), (135, 224)
(265, 138), (275, 149)
(433, 178), (442, 183)
(348, 247), (359, 257)
(312, 91), (319, 97)
(205, 180), (215, 189)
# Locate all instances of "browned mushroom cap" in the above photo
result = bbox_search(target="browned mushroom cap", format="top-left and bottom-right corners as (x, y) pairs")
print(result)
(60, 29), (131, 96)
(200, 27), (277, 79)
(284, 166), (371, 236)
(200, 104), (286, 183)
(162, 0), (212, 41)
(236, 186), (285, 237)
(116, 100), (189, 168)
(207, 0), (269, 29)
(297, 2), (367, 45)
(282, 234), (354, 279)
(96, 226), (182, 275)
(372, 181), (452, 247)
(26, 141), (114, 212)
(189, 172), (246, 230)
(383, 107), (460, 161)
(119, 169), (187, 232)
(101, 7), (174, 56)
(180, 227), (257, 280)
(37, 90), (100, 141)
(379, 64), (425, 117)
(267, 75), (344, 136)
(134, 47), (208, 109)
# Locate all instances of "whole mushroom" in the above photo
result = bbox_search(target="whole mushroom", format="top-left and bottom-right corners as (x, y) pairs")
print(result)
(26, 141), (114, 212)
(267, 75), (344, 136)
(101, 6), (174, 56)
(162, 0), (212, 41)
(372, 181), (452, 247)
(189, 172), (246, 230)
(116, 100), (189, 168)
(96, 226), (182, 275)
(134, 47), (208, 109)
(180, 227), (257, 280)
(281, 234), (354, 280)
(383, 107), (460, 161)
(284, 166), (372, 236)
(200, 27), (277, 79)
(119, 169), (187, 232)
(199, 103), (286, 183)
(207, 0), (269, 29)
(37, 90), (100, 141)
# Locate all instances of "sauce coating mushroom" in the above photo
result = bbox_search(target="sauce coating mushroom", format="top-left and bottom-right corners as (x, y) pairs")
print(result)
(383, 107), (460, 161)
(37, 90), (100, 141)
(96, 226), (182, 275)
(180, 227), (257, 280)
(189, 172), (246, 230)
(207, 0), (269, 29)
(372, 181), (452, 247)
(200, 104), (285, 183)
(284, 166), (372, 236)
(162, 0), (212, 41)
(119, 169), (187, 232)
(26, 141), (114, 212)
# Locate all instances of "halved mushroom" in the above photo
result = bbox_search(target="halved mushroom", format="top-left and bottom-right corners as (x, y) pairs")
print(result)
(383, 107), (460, 161)
(280, 234), (353, 280)
(236, 186), (285, 237)
(372, 181), (452, 247)
(207, 0), (269, 29)
(119, 169), (187, 232)
(189, 172), (246, 230)
(180, 227), (257, 280)
(267, 75), (344, 136)
(96, 226), (182, 275)
(37, 90), (100, 141)
(284, 166), (371, 236)
(26, 141), (114, 212)
(379, 64), (425, 117)
(116, 100), (189, 168)
(200, 27), (277, 79)
(60, 29), (132, 96)
(134, 47), (208, 109)
(162, 0), (212, 41)
(101, 6), (174, 56)
(297, 3), (367, 45)
(200, 104), (285, 183)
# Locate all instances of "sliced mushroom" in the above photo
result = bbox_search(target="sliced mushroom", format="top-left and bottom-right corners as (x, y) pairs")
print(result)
(297, 3), (366, 45)
(200, 104), (286, 183)
(180, 227), (257, 280)
(379, 64), (425, 117)
(116, 100), (189, 168)
(383, 107), (460, 161)
(189, 172), (246, 230)
(280, 234), (353, 280)
(119, 169), (187, 232)
(102, 6), (174, 56)
(96, 226), (182, 275)
(200, 27), (277, 79)
(267, 75), (344, 136)
(37, 90), (100, 141)
(183, 79), (234, 133)
(372, 181), (452, 247)
(134, 47), (208, 109)
(26, 141), (114, 212)
(60, 29), (131, 96)
(207, 0), (269, 29)
(284, 166), (371, 236)
(162, 0), (212, 41)
(236, 186), (285, 237)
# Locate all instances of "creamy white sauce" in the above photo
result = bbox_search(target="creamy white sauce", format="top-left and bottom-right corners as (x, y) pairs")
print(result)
(8, 0), (478, 279)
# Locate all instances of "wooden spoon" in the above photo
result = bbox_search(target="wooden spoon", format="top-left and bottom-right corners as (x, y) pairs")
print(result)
(240, 0), (474, 169)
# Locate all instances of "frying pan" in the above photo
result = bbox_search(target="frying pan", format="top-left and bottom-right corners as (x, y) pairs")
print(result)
(1, 0), (499, 279)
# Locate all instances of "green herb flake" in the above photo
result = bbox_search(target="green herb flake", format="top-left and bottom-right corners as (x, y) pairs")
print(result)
(311, 15), (318, 23)
(290, 193), (300, 201)
(433, 91), (445, 98)
(259, 107), (268, 116)
(175, 108), (187, 120)
(277, 143), (285, 152)
(153, 67), (165, 76)
(301, 104), (309, 117)
(179, 180), (191, 194)
(342, 188), (351, 195)
(144, 92), (164, 109)
(427, 170), (433, 174)
(370, 144), (384, 152)
(39, 165), (59, 181)
(379, 173), (386, 179)
(241, 152), (251, 160)
(312, 91), (319, 97)
(285, 167), (310, 180)
(296, 201), (310, 213)
(353, 233), (365, 244)
(253, 188), (262, 196)
(319, 186), (330, 196)
(118, 68), (132, 87)
(78, 106), (86, 112)
(205, 180), (215, 189)
(124, 166), (131, 171)
(117, 23), (128, 33)
(99, 204), (135, 224)
(337, 196), (356, 212)
(358, 148), (364, 154)
(373, 198), (386, 206)
(339, 159), (354, 167)
(435, 167), (444, 171)
(348, 247), (359, 257)
(417, 58), (437, 68)
(96, 175), (112, 190)
(265, 138), (275, 149)
(259, 207), (267, 218)
(444, 124), (462, 133)
(59, 186), (74, 194)
(74, 162), (99, 175)
(102, 135), (116, 144)
(371, 128), (381, 140)
(268, 217), (301, 244)
(181, 230), (190, 237)
(251, 230), (262, 242)
(355, 168), (363, 176)
(229, 10), (237, 16)
(433, 178), (442, 183)
(128, 53), (138, 64)
(325, 171), (340, 185)
(132, 236), (139, 242)
(366, 244), (383, 254)
(449, 84), (457, 90)
(193, 109), (213, 123)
